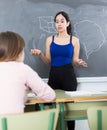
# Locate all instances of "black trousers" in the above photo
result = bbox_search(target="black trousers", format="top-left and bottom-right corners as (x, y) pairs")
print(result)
(48, 64), (77, 130)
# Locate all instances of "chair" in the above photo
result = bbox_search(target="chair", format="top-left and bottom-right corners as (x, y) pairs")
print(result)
(87, 106), (107, 130)
(0, 108), (59, 130)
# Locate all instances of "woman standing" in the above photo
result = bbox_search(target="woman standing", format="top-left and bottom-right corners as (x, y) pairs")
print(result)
(31, 11), (87, 130)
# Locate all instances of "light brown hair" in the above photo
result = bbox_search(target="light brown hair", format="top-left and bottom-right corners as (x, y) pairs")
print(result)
(0, 31), (25, 61)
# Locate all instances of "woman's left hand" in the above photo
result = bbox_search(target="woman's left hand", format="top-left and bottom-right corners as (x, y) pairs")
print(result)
(75, 59), (88, 67)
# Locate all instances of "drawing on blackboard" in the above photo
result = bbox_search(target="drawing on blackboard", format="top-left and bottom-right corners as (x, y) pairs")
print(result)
(39, 16), (57, 33)
(74, 20), (105, 59)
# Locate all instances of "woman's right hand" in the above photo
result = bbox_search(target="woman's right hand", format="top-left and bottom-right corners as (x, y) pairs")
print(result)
(30, 49), (42, 56)
(30, 48), (50, 65)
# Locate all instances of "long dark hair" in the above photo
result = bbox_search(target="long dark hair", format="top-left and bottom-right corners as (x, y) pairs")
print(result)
(54, 11), (72, 36)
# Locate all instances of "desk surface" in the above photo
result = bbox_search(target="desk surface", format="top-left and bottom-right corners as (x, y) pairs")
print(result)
(27, 89), (107, 104)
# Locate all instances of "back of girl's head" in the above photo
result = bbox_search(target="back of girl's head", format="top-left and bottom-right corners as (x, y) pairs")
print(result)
(0, 31), (25, 62)
(54, 11), (72, 35)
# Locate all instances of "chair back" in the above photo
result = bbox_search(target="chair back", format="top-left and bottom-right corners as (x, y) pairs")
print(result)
(0, 108), (59, 130)
(87, 106), (107, 130)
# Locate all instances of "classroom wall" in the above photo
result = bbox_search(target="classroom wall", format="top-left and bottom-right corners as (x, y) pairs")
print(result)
(43, 77), (107, 130)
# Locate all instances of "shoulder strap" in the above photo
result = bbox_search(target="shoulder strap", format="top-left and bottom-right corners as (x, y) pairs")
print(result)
(52, 36), (54, 42)
(70, 35), (72, 43)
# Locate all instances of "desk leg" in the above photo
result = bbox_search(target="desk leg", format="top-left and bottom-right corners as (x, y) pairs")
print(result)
(59, 102), (66, 130)
(39, 103), (45, 110)
(52, 103), (56, 108)
(39, 103), (56, 110)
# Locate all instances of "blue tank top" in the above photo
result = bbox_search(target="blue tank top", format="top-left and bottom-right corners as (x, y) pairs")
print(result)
(50, 36), (74, 67)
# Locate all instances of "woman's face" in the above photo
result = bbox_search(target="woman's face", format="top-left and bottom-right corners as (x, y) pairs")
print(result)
(55, 14), (69, 33)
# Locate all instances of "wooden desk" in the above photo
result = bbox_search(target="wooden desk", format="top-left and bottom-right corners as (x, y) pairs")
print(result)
(26, 90), (107, 130)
